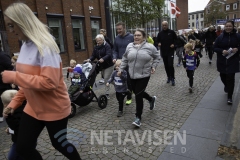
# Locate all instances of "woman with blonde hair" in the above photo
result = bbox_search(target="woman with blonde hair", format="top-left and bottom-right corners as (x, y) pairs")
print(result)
(2, 3), (81, 160)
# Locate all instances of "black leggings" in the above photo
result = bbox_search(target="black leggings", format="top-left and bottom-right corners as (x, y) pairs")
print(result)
(207, 46), (213, 60)
(220, 73), (235, 99)
(131, 77), (152, 120)
(186, 70), (194, 87)
(116, 92), (127, 111)
(162, 55), (175, 79)
(16, 112), (81, 160)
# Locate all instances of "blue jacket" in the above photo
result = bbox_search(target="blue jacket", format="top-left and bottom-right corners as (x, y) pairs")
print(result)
(214, 29), (240, 74)
(183, 51), (200, 70)
(113, 33), (134, 59)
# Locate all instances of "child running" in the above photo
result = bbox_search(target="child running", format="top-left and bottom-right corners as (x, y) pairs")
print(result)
(183, 43), (200, 93)
(106, 60), (128, 117)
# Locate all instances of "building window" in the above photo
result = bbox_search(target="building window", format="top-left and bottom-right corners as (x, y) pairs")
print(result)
(201, 21), (203, 27)
(233, 3), (237, 10)
(48, 18), (65, 52)
(201, 13), (203, 18)
(91, 19), (100, 47)
(226, 15), (229, 20)
(189, 23), (190, 28)
(192, 15), (194, 19)
(72, 19), (85, 50)
(192, 22), (194, 27)
(188, 16), (190, 20)
(226, 5), (230, 11)
(233, 14), (237, 19)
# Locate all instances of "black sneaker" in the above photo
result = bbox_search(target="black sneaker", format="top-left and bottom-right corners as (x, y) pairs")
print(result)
(224, 86), (228, 93)
(172, 78), (175, 86)
(167, 77), (171, 83)
(149, 96), (156, 110)
(227, 99), (233, 105)
(117, 111), (123, 117)
(209, 61), (212, 64)
(132, 117), (141, 127)
(189, 87), (193, 93)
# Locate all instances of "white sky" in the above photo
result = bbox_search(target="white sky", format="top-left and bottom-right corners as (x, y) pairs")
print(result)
(188, 0), (209, 13)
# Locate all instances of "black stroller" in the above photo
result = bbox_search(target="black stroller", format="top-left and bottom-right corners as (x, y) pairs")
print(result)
(68, 62), (108, 118)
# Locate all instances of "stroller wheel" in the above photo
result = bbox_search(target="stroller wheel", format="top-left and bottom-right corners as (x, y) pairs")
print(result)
(68, 103), (77, 118)
(98, 95), (108, 109)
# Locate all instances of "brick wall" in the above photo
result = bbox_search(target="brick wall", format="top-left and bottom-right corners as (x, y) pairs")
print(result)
(0, 0), (106, 67)
(176, 0), (188, 30)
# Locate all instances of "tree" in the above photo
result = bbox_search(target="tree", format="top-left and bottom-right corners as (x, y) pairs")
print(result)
(111, 0), (165, 28)
(204, 2), (227, 26)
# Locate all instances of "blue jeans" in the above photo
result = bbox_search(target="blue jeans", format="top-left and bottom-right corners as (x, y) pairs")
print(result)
(8, 143), (23, 160)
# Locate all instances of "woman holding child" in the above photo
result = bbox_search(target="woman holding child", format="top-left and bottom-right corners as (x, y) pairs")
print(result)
(118, 29), (160, 127)
(2, 3), (81, 160)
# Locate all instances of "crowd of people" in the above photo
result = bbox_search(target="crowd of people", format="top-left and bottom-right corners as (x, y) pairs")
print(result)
(0, 2), (240, 160)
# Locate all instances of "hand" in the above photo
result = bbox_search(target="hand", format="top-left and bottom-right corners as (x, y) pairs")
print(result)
(185, 67), (187, 70)
(79, 90), (83, 93)
(11, 84), (16, 88)
(5, 127), (10, 135)
(222, 50), (228, 56)
(106, 83), (109, 87)
(151, 68), (155, 74)
(158, 43), (161, 47)
(84, 59), (90, 63)
(99, 58), (104, 63)
(3, 107), (14, 118)
(113, 59), (116, 63)
(232, 48), (238, 53)
(170, 44), (174, 48)
(117, 71), (121, 76)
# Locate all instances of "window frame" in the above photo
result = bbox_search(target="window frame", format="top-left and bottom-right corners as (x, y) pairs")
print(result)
(47, 14), (66, 54)
(90, 17), (101, 48)
(233, 3), (237, 10)
(226, 5), (230, 11)
(71, 16), (86, 52)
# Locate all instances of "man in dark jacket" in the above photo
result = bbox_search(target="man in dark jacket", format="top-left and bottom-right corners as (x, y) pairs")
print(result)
(0, 47), (13, 122)
(113, 22), (134, 105)
(157, 21), (177, 86)
(204, 26), (217, 64)
(175, 32), (187, 67)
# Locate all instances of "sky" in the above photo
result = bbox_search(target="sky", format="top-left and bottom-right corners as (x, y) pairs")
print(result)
(188, 0), (209, 13)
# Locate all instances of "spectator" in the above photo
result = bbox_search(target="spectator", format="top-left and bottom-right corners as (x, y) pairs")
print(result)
(157, 21), (177, 86)
(175, 31), (187, 67)
(113, 22), (134, 105)
(213, 20), (240, 105)
(2, 3), (81, 159)
(118, 29), (160, 127)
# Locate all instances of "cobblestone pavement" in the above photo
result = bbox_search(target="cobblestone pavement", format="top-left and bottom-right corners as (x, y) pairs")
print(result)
(0, 52), (220, 160)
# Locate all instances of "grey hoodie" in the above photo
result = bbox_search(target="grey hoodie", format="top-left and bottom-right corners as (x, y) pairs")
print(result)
(120, 41), (160, 79)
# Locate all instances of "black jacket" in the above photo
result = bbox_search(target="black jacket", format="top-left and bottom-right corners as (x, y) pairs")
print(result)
(204, 29), (217, 46)
(6, 103), (25, 143)
(214, 29), (240, 74)
(157, 29), (177, 56)
(104, 36), (113, 49)
(0, 51), (13, 89)
(175, 35), (186, 48)
(89, 42), (114, 69)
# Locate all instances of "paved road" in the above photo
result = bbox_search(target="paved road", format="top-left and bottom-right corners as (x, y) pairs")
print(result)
(0, 52), (220, 160)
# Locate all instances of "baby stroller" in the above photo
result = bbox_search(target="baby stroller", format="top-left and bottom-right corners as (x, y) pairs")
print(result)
(68, 62), (108, 118)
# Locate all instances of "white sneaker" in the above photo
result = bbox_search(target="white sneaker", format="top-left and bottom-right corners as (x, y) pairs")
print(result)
(99, 79), (105, 84)
(0, 117), (4, 123)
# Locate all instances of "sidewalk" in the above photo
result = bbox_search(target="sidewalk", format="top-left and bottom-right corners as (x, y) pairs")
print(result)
(158, 73), (240, 160)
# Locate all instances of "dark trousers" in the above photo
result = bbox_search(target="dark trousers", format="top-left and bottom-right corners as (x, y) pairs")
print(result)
(8, 143), (23, 160)
(16, 113), (81, 160)
(131, 77), (152, 120)
(126, 67), (132, 100)
(186, 70), (195, 87)
(220, 73), (235, 99)
(162, 55), (175, 79)
(116, 92), (127, 111)
(207, 46), (213, 60)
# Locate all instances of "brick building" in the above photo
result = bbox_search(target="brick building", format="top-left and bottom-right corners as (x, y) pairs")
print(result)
(204, 0), (240, 27)
(0, 0), (107, 67)
(176, 0), (189, 30)
(188, 10), (205, 29)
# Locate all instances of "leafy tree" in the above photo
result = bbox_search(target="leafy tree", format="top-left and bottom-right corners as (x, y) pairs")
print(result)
(204, 2), (227, 26)
(111, 0), (165, 28)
